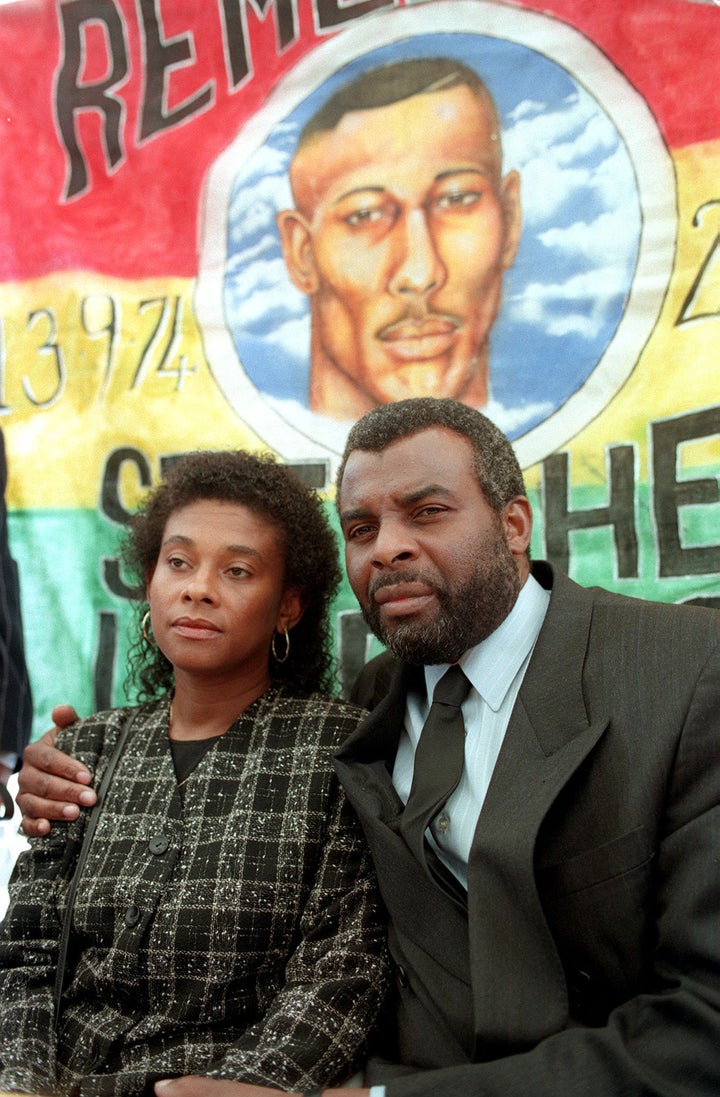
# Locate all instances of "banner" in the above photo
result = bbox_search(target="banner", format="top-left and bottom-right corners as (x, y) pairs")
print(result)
(1, 0), (719, 737)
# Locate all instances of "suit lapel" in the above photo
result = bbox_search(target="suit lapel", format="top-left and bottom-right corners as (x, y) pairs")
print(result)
(336, 658), (416, 829)
(337, 662), (473, 989)
(340, 568), (613, 1049)
(467, 566), (610, 1050)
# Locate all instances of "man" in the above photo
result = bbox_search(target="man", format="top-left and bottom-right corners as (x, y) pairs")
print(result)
(17, 398), (720, 1096)
(276, 58), (521, 420)
(0, 428), (33, 818)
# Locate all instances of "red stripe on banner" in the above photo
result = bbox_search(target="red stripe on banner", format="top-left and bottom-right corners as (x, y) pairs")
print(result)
(0, 0), (323, 281)
(0, 0), (717, 282)
(524, 0), (719, 148)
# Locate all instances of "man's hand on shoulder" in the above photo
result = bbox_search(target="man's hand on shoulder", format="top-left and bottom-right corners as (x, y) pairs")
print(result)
(155, 1079), (371, 1097)
(17, 705), (96, 836)
(156, 1084), (286, 1097)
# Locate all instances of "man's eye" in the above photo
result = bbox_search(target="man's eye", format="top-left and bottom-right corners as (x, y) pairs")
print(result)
(416, 505), (446, 519)
(168, 556), (187, 569)
(228, 566), (250, 578)
(347, 523), (374, 540)
(344, 207), (385, 227)
(435, 190), (482, 210)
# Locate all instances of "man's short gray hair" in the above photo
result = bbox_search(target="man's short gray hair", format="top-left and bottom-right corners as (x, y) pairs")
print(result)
(336, 397), (526, 514)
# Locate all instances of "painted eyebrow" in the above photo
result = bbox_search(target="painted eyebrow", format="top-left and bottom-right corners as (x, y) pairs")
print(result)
(335, 169), (490, 206)
(435, 167), (492, 182)
(335, 185), (385, 204)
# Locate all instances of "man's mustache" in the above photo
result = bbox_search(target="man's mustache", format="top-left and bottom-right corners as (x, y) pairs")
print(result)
(376, 306), (463, 341)
(369, 571), (443, 600)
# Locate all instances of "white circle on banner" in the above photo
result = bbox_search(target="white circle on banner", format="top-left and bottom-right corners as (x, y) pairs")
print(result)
(196, 0), (675, 475)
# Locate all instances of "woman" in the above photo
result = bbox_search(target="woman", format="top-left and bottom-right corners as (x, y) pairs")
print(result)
(0, 451), (387, 1096)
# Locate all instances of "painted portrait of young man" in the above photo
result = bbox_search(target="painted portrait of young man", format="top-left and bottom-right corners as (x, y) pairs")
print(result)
(196, 4), (673, 468)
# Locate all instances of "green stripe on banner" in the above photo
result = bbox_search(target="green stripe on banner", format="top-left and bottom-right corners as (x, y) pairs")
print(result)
(10, 478), (718, 744)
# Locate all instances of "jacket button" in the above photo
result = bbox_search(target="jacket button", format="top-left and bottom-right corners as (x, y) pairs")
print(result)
(148, 835), (169, 855)
(124, 904), (141, 927)
(396, 964), (408, 988)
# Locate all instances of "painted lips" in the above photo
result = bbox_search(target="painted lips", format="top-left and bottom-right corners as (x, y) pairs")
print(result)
(379, 318), (458, 361)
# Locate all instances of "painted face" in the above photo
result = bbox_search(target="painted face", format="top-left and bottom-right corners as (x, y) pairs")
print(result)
(338, 428), (530, 664)
(280, 84), (521, 418)
(146, 500), (300, 687)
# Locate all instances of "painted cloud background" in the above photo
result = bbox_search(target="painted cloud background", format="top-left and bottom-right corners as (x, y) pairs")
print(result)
(221, 34), (640, 440)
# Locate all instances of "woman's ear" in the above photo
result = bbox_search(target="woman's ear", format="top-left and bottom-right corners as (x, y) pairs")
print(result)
(277, 588), (305, 634)
(276, 209), (320, 295)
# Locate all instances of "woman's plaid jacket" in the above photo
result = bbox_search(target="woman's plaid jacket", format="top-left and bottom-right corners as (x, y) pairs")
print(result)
(0, 686), (389, 1095)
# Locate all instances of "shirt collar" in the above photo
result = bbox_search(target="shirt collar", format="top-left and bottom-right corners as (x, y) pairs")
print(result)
(424, 573), (550, 713)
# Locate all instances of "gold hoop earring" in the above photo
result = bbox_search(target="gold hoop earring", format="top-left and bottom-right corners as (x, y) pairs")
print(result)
(271, 627), (290, 664)
(141, 609), (157, 647)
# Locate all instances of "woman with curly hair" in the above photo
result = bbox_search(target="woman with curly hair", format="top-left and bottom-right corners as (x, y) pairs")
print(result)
(0, 450), (387, 1097)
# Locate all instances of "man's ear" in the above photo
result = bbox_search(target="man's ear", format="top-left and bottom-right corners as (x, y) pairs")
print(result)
(276, 587), (305, 634)
(500, 170), (522, 270)
(502, 496), (532, 559)
(277, 209), (319, 295)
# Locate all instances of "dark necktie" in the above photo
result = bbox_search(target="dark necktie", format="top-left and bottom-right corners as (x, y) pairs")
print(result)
(400, 664), (471, 869)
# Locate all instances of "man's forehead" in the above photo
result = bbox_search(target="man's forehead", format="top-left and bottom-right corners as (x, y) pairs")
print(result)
(290, 85), (500, 209)
(339, 428), (476, 505)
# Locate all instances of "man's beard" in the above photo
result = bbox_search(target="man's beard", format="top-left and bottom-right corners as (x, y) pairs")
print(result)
(361, 533), (522, 665)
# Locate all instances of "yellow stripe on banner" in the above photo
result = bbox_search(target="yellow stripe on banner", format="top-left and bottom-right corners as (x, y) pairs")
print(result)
(524, 139), (720, 493)
(3, 135), (719, 513)
(1, 273), (266, 509)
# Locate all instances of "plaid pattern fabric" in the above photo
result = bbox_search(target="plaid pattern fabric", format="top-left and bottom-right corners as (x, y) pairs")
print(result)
(0, 687), (388, 1096)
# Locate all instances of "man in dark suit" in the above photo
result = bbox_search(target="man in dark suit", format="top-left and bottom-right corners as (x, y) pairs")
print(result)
(0, 428), (32, 817)
(15, 398), (720, 1097)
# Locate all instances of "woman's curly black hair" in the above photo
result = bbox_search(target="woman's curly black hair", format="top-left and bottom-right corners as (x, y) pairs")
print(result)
(123, 450), (341, 701)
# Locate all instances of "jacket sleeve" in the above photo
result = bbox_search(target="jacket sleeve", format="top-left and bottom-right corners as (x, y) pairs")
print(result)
(0, 818), (79, 1093)
(205, 779), (389, 1090)
(0, 714), (114, 1093)
(380, 637), (720, 1097)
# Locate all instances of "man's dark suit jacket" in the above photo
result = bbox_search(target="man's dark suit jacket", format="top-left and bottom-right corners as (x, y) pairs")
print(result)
(0, 429), (32, 759)
(335, 561), (720, 1097)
